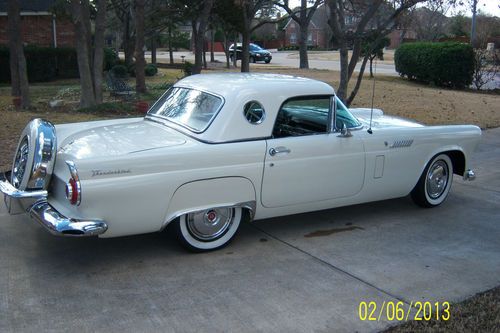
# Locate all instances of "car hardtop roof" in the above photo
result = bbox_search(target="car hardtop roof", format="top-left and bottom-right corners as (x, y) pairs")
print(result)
(174, 73), (335, 98)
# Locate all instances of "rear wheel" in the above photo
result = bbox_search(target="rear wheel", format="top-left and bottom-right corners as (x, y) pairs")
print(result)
(411, 154), (453, 208)
(250, 56), (256, 63)
(173, 207), (243, 252)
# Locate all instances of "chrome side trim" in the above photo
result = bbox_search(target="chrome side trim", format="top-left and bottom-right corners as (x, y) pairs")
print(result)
(463, 169), (476, 181)
(30, 201), (107, 236)
(162, 200), (256, 230)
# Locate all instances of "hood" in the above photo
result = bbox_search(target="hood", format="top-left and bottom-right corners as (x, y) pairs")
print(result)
(350, 108), (424, 129)
(58, 119), (187, 160)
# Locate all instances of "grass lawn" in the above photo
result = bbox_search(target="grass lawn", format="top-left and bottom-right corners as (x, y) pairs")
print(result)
(0, 65), (499, 331)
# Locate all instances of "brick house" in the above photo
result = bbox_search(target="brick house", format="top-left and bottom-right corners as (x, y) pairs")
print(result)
(0, 0), (74, 47)
(282, 5), (332, 49)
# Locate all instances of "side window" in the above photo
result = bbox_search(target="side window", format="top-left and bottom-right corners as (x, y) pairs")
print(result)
(273, 96), (330, 138)
(335, 97), (361, 129)
(244, 101), (265, 124)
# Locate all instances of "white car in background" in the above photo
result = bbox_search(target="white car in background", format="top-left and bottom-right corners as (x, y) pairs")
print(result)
(0, 73), (480, 251)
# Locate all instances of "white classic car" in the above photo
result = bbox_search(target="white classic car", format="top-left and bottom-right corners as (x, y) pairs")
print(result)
(1, 73), (480, 251)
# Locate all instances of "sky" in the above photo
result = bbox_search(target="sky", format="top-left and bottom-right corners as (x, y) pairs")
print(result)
(286, 0), (500, 17)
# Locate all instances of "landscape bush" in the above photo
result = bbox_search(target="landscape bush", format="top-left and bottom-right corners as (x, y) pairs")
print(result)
(395, 42), (474, 88)
(0, 46), (119, 82)
(111, 64), (129, 78)
(145, 63), (158, 76)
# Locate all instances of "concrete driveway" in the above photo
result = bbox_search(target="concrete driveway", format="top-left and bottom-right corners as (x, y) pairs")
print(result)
(1, 129), (499, 332)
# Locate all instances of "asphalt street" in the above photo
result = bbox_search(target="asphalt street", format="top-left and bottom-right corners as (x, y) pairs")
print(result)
(150, 50), (399, 76)
(1, 128), (499, 332)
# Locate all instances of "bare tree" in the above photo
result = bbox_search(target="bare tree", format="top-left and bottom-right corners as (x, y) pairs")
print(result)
(238, 0), (280, 72)
(472, 48), (499, 90)
(69, 0), (108, 107)
(275, 0), (323, 69)
(326, 0), (429, 104)
(185, 0), (214, 75)
(411, 3), (450, 41)
(93, 0), (107, 103)
(135, 0), (147, 93)
(7, 0), (30, 108)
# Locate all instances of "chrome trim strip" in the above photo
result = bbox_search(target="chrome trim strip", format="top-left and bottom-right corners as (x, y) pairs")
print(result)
(463, 169), (476, 181)
(162, 200), (256, 230)
(30, 201), (107, 236)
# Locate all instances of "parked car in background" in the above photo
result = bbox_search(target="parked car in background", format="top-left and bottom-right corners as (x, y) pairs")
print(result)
(229, 43), (272, 63)
(1, 73), (480, 252)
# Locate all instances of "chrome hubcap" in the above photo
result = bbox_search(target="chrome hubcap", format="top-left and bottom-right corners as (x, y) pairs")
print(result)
(426, 160), (449, 199)
(12, 137), (29, 189)
(186, 208), (234, 242)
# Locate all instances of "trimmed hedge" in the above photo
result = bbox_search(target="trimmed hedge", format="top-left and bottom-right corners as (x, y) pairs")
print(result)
(0, 46), (119, 83)
(394, 42), (474, 88)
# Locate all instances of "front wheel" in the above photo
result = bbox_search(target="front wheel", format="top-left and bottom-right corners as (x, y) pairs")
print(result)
(411, 154), (453, 208)
(173, 207), (243, 252)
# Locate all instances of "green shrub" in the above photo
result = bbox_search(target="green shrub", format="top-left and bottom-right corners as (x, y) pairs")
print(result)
(183, 61), (193, 76)
(145, 63), (158, 76)
(111, 64), (128, 78)
(103, 48), (119, 71)
(395, 42), (474, 88)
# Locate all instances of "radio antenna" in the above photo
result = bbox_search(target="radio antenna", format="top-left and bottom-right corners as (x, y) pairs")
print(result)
(367, 58), (377, 134)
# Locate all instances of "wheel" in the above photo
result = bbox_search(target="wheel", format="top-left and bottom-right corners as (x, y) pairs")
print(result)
(265, 59), (271, 64)
(250, 56), (256, 63)
(172, 207), (243, 252)
(411, 154), (453, 208)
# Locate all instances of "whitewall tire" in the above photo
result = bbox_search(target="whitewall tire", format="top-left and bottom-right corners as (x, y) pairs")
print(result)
(411, 153), (453, 208)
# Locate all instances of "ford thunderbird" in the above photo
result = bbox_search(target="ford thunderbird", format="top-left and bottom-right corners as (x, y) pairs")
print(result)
(0, 73), (481, 251)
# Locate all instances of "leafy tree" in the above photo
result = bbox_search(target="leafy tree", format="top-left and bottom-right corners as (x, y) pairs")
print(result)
(449, 13), (469, 37)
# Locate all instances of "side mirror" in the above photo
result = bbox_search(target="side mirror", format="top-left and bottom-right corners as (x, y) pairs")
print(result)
(338, 122), (353, 138)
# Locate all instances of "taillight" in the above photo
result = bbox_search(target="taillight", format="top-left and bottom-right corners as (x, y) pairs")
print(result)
(65, 161), (81, 205)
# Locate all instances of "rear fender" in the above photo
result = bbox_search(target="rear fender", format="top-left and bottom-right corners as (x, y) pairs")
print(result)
(163, 177), (256, 228)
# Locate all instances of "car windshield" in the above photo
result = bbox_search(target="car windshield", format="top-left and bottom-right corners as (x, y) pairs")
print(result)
(250, 44), (264, 51)
(148, 87), (223, 133)
(335, 97), (361, 128)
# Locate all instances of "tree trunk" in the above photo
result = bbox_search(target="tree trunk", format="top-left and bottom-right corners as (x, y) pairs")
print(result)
(8, 0), (30, 108)
(233, 35), (238, 68)
(191, 0), (213, 75)
(71, 0), (95, 108)
(298, 19), (309, 69)
(241, 29), (250, 73)
(168, 23), (174, 64)
(134, 0), (146, 93)
(93, 0), (107, 104)
(210, 29), (215, 62)
(124, 12), (133, 65)
(203, 39), (207, 69)
(346, 55), (369, 105)
(337, 44), (349, 101)
(224, 33), (230, 69)
(151, 33), (157, 65)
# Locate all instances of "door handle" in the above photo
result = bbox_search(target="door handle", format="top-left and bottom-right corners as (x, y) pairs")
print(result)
(269, 146), (291, 156)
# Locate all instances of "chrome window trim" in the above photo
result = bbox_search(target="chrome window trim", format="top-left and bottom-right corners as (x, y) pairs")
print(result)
(146, 86), (226, 134)
(333, 96), (363, 131)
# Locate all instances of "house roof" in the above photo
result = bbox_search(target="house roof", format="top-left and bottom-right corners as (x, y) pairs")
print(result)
(282, 4), (328, 30)
(0, 0), (56, 13)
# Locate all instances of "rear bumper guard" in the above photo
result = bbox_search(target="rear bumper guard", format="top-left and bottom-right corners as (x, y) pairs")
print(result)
(1, 171), (107, 237)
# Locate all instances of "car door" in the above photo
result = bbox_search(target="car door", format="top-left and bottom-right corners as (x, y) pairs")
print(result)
(261, 95), (365, 208)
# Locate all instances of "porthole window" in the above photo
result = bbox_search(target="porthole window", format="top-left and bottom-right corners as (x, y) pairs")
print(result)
(243, 101), (265, 125)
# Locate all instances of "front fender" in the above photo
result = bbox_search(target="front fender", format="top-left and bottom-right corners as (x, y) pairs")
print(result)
(163, 177), (257, 227)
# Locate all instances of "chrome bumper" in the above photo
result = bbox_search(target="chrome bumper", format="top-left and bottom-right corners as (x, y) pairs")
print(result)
(463, 169), (476, 181)
(1, 171), (107, 237)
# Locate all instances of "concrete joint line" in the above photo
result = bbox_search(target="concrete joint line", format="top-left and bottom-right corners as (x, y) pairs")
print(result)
(251, 224), (411, 306)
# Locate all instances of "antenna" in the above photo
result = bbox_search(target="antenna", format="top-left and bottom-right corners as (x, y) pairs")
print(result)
(367, 59), (377, 134)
